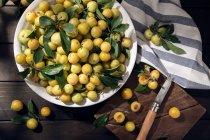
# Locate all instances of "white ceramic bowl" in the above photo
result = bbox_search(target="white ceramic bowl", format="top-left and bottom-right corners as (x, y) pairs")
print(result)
(14, 0), (137, 107)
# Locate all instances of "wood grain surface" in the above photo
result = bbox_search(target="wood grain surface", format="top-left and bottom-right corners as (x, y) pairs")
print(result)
(95, 72), (206, 140)
(0, 0), (210, 140)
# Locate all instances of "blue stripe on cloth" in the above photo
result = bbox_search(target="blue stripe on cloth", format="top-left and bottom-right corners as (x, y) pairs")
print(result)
(152, 48), (206, 73)
(131, 20), (202, 51)
(172, 74), (210, 89)
(139, 49), (210, 89)
(124, 0), (197, 27)
(138, 47), (169, 75)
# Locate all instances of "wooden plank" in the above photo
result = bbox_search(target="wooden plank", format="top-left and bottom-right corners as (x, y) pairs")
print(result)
(0, 44), (22, 81)
(106, 105), (205, 140)
(0, 120), (210, 140)
(0, 120), (117, 140)
(0, 82), (103, 121)
(0, 6), (19, 43)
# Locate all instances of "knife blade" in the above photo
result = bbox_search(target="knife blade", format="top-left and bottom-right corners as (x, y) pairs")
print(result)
(136, 75), (173, 140)
(155, 75), (173, 105)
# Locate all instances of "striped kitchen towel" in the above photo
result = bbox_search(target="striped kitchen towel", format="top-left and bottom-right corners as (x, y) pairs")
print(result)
(121, 0), (210, 89)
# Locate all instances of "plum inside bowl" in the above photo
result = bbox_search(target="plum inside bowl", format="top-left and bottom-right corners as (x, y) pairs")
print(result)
(13, 0), (137, 107)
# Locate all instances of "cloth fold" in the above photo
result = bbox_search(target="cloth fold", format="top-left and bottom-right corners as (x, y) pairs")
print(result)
(121, 0), (210, 89)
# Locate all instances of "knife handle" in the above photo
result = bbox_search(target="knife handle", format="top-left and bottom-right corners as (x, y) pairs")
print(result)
(136, 103), (159, 140)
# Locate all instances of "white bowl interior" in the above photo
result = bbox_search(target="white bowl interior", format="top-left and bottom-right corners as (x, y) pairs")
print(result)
(13, 0), (137, 107)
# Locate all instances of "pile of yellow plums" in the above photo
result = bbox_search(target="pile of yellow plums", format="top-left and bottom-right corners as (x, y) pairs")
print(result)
(15, 0), (132, 104)
(138, 69), (160, 90)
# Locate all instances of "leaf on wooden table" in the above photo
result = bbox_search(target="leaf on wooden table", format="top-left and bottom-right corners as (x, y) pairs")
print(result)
(93, 113), (110, 128)
(135, 85), (149, 92)
(18, 68), (30, 79)
(11, 115), (30, 125)
(28, 99), (35, 114)
(40, 64), (64, 76)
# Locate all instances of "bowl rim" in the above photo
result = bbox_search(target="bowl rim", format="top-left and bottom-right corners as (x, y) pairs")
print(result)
(13, 0), (137, 107)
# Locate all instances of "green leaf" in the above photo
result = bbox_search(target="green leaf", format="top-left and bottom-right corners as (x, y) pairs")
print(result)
(93, 113), (110, 128)
(71, 0), (81, 3)
(111, 15), (123, 30)
(167, 35), (181, 43)
(161, 39), (170, 51)
(11, 115), (30, 124)
(91, 46), (101, 53)
(0, 0), (8, 7)
(40, 71), (54, 80)
(111, 39), (121, 58)
(44, 27), (56, 40)
(96, 9), (106, 20)
(102, 65), (120, 74)
(162, 24), (174, 38)
(31, 68), (35, 77)
(100, 75), (119, 89)
(34, 49), (44, 64)
(27, 31), (36, 39)
(149, 21), (159, 33)
(135, 85), (147, 92)
(60, 29), (70, 55)
(75, 87), (87, 93)
(102, 0), (115, 9)
(113, 24), (129, 33)
(161, 39), (186, 55)
(18, 68), (30, 79)
(97, 0), (110, 5)
(55, 71), (66, 89)
(44, 42), (55, 58)
(104, 74), (123, 80)
(124, 48), (130, 59)
(28, 99), (35, 114)
(65, 6), (77, 19)
(40, 64), (64, 76)
(39, 16), (56, 28)
(62, 23), (77, 34)
(43, 27), (56, 57)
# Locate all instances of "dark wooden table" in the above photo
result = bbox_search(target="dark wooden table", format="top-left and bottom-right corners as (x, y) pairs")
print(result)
(0, 0), (210, 139)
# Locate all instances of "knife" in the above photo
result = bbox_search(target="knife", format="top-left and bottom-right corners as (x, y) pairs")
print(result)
(136, 75), (173, 140)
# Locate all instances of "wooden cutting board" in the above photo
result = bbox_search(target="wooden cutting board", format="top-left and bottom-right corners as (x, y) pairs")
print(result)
(95, 72), (206, 140)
